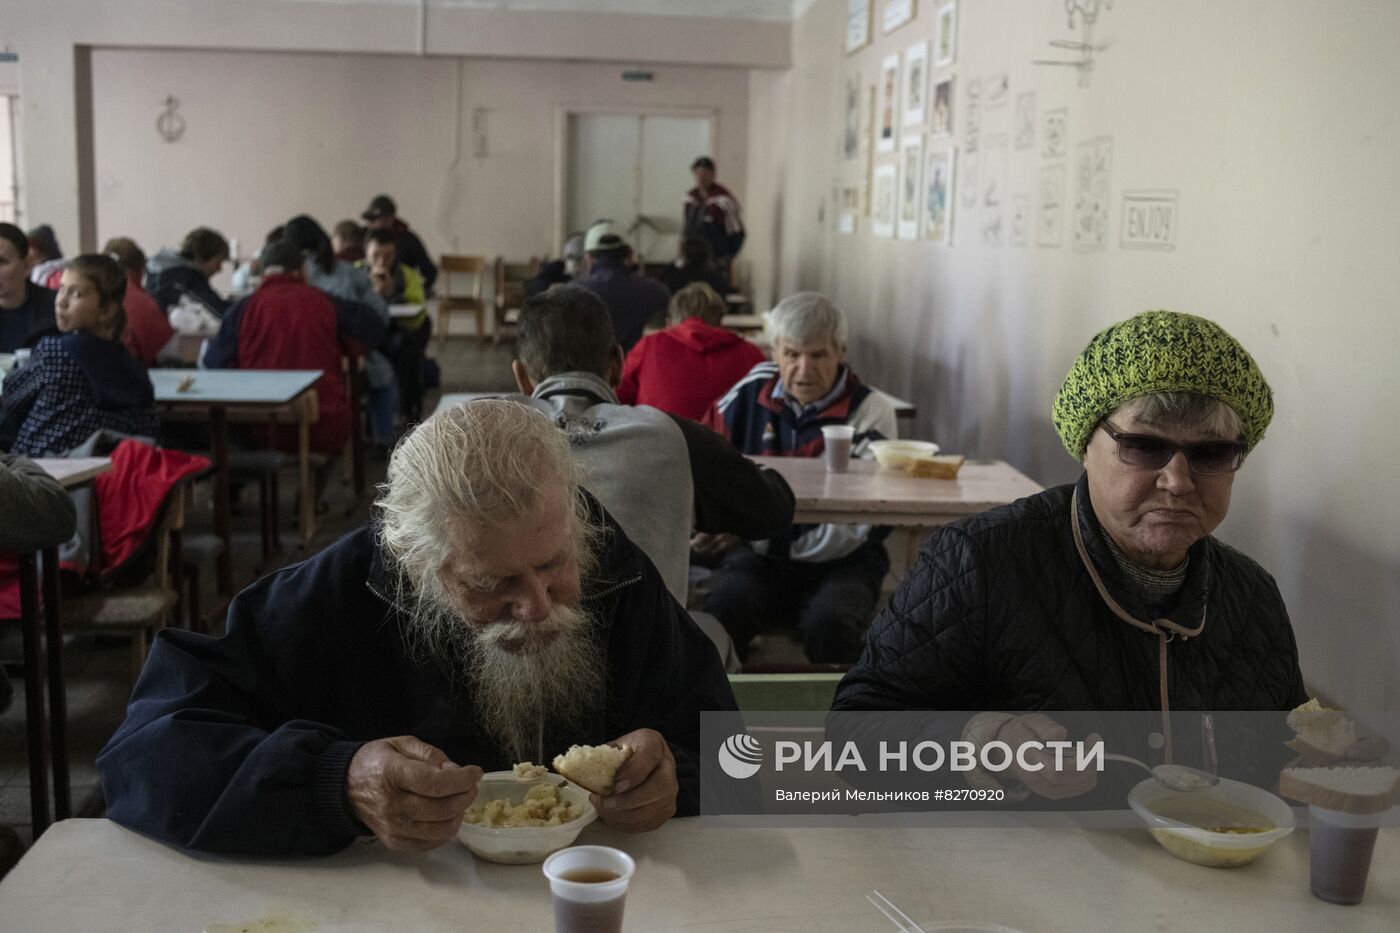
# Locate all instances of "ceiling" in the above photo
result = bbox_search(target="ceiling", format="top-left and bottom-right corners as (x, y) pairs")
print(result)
(285, 0), (816, 22)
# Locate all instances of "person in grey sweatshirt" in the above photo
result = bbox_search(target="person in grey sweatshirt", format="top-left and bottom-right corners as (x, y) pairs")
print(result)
(507, 286), (795, 669)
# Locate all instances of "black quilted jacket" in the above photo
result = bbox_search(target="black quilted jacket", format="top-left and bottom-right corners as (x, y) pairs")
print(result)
(834, 474), (1308, 713)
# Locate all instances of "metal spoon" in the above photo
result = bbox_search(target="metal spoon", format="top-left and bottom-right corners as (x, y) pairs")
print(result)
(1103, 752), (1220, 791)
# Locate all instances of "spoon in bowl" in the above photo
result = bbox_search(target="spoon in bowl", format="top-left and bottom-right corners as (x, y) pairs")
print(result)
(1104, 752), (1220, 791)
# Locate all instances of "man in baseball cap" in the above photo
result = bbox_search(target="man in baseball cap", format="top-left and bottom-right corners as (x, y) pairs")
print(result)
(360, 194), (437, 293)
(576, 220), (670, 353)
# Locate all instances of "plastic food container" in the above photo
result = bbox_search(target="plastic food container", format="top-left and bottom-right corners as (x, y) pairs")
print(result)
(868, 439), (940, 469)
(1128, 777), (1295, 868)
(457, 771), (597, 864)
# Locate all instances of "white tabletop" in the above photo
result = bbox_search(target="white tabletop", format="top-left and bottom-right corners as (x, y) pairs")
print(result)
(150, 369), (322, 406)
(34, 457), (113, 489)
(0, 818), (1394, 932)
(433, 391), (511, 417)
(752, 456), (1043, 526)
(389, 303), (426, 319)
(721, 313), (766, 331)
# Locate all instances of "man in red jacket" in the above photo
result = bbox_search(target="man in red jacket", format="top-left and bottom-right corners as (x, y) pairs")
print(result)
(204, 240), (385, 456)
(616, 283), (765, 422)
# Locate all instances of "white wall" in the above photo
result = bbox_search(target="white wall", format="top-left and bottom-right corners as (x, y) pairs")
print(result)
(755, 0), (1400, 708)
(0, 0), (785, 252)
(90, 48), (750, 278)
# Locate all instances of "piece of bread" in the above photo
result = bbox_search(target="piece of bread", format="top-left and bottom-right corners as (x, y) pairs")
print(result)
(553, 744), (633, 795)
(904, 454), (965, 479)
(1278, 766), (1400, 815)
(1285, 699), (1358, 763)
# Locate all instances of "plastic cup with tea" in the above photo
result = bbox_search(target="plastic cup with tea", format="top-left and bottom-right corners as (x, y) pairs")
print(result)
(1308, 805), (1382, 905)
(542, 844), (636, 933)
(821, 425), (855, 473)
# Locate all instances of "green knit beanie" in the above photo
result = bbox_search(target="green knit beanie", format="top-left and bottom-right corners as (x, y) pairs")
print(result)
(1052, 310), (1273, 461)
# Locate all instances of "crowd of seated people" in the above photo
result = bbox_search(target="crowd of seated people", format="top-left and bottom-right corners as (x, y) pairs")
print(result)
(0, 180), (1315, 864)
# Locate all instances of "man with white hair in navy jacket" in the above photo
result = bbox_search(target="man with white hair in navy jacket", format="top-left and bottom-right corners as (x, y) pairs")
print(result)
(99, 399), (736, 855)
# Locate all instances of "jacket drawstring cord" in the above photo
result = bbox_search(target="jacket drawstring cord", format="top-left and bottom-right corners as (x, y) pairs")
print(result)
(1070, 487), (1206, 763)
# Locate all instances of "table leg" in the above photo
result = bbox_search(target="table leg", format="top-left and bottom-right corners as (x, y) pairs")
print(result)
(298, 402), (314, 544)
(210, 406), (233, 594)
(347, 360), (366, 500)
(17, 553), (51, 837)
(42, 544), (69, 820)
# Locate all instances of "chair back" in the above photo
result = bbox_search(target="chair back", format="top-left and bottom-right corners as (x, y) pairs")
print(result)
(440, 254), (488, 304)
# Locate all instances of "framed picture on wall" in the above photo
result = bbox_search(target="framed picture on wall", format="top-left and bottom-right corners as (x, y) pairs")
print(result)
(898, 134), (924, 239)
(873, 164), (898, 237)
(846, 0), (872, 54)
(877, 53), (900, 153)
(923, 145), (955, 244)
(903, 41), (930, 127)
(843, 72), (862, 160)
(882, 0), (916, 35)
(934, 1), (958, 68)
(931, 75), (954, 136)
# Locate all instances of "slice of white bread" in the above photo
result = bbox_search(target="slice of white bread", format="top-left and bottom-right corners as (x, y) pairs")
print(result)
(1279, 766), (1400, 815)
(1286, 699), (1359, 762)
(905, 454), (965, 479)
(553, 744), (633, 795)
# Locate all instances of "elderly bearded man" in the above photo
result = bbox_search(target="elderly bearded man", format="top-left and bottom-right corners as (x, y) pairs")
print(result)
(98, 400), (736, 855)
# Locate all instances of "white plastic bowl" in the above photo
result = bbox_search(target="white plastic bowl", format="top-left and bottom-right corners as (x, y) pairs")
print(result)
(457, 771), (597, 864)
(868, 439), (940, 469)
(1128, 777), (1295, 868)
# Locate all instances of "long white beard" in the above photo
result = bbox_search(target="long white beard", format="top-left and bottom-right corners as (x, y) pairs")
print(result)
(402, 592), (604, 763)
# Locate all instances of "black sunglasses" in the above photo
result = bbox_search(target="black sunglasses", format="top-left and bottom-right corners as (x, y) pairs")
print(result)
(1100, 420), (1247, 474)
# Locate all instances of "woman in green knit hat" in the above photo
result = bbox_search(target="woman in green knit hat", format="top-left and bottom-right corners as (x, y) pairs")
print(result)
(834, 310), (1307, 801)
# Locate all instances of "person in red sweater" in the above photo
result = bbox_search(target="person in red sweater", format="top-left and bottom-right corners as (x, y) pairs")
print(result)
(203, 239), (385, 458)
(616, 283), (765, 422)
(104, 237), (175, 367)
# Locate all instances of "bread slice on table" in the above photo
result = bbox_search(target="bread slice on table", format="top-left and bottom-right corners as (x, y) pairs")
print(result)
(1285, 699), (1359, 763)
(904, 454), (965, 479)
(1279, 766), (1400, 815)
(553, 744), (633, 795)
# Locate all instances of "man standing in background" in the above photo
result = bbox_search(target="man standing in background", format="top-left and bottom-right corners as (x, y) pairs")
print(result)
(682, 157), (745, 280)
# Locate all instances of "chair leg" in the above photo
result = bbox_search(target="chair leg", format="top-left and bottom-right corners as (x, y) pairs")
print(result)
(187, 563), (203, 634)
(258, 476), (272, 559)
(269, 472), (281, 551)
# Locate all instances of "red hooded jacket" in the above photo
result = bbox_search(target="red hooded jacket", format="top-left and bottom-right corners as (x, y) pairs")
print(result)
(616, 317), (766, 422)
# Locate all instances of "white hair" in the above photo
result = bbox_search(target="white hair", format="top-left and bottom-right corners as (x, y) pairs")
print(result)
(765, 291), (848, 349)
(1112, 392), (1244, 440)
(376, 399), (602, 615)
(375, 399), (607, 760)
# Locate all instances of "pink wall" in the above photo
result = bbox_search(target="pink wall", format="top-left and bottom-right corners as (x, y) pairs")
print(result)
(91, 48), (751, 284)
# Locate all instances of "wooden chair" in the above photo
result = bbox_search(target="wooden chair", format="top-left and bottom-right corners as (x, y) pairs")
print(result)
(493, 256), (540, 346)
(437, 254), (489, 343)
(728, 673), (845, 712)
(61, 474), (195, 680)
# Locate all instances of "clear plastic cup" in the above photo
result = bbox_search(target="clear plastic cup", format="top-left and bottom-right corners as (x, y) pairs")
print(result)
(543, 844), (636, 933)
(821, 424), (855, 472)
(1309, 805), (1381, 905)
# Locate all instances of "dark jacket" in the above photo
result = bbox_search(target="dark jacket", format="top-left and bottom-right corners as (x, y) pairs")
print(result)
(577, 256), (671, 353)
(833, 474), (1309, 713)
(98, 504), (737, 856)
(1, 334), (159, 457)
(388, 218), (437, 294)
(0, 281), (58, 352)
(145, 248), (229, 318)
